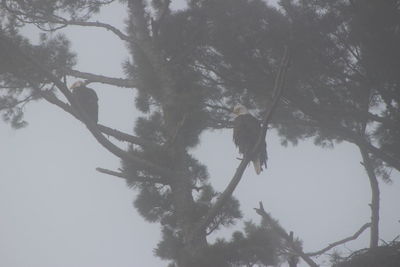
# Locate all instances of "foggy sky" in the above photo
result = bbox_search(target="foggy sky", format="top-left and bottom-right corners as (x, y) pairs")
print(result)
(0, 1), (399, 267)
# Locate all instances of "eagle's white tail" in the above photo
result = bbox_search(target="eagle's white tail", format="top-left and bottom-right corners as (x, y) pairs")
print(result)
(252, 159), (262, 175)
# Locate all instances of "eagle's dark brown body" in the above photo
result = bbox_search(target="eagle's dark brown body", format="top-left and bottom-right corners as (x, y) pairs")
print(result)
(72, 85), (99, 123)
(233, 114), (267, 173)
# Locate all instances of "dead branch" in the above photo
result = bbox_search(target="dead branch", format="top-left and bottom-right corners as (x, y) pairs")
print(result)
(40, 90), (80, 118)
(97, 124), (161, 150)
(192, 47), (291, 240)
(52, 20), (130, 41)
(64, 68), (137, 88)
(254, 202), (319, 267)
(41, 90), (162, 151)
(306, 223), (371, 256)
(96, 167), (169, 185)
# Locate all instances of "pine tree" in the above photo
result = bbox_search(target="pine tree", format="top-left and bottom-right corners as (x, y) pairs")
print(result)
(1, 0), (399, 266)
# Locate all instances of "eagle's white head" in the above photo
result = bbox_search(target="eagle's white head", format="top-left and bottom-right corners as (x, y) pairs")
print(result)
(70, 80), (88, 90)
(233, 104), (249, 116)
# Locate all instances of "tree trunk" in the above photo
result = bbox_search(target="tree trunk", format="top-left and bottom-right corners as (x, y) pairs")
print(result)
(359, 146), (380, 248)
(288, 231), (297, 267)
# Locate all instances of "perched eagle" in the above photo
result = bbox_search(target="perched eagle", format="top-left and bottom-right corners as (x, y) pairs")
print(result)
(232, 105), (267, 174)
(70, 80), (99, 123)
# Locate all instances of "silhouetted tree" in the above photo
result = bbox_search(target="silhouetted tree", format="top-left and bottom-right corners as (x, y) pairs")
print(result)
(1, 0), (399, 266)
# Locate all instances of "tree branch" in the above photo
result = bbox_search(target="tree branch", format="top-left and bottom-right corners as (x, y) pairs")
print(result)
(2, 1), (130, 41)
(327, 123), (400, 172)
(41, 90), (163, 151)
(52, 20), (130, 42)
(359, 146), (380, 248)
(64, 68), (137, 88)
(254, 202), (319, 267)
(288, 99), (400, 172)
(306, 223), (371, 256)
(96, 167), (169, 185)
(192, 47), (291, 239)
(98, 124), (162, 150)
(40, 90), (80, 119)
(294, 103), (398, 130)
(354, 136), (400, 172)
(0, 35), (176, 179)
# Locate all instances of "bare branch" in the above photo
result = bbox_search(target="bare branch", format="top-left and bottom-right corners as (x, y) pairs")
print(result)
(40, 90), (80, 119)
(64, 68), (137, 88)
(96, 167), (131, 180)
(96, 167), (169, 185)
(254, 202), (319, 267)
(40, 90), (163, 151)
(306, 223), (371, 256)
(192, 47), (291, 239)
(3, 1), (130, 41)
(96, 168), (207, 190)
(98, 124), (162, 150)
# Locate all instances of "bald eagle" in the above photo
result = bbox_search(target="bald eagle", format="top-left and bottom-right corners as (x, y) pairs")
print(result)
(70, 80), (99, 123)
(233, 105), (267, 174)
